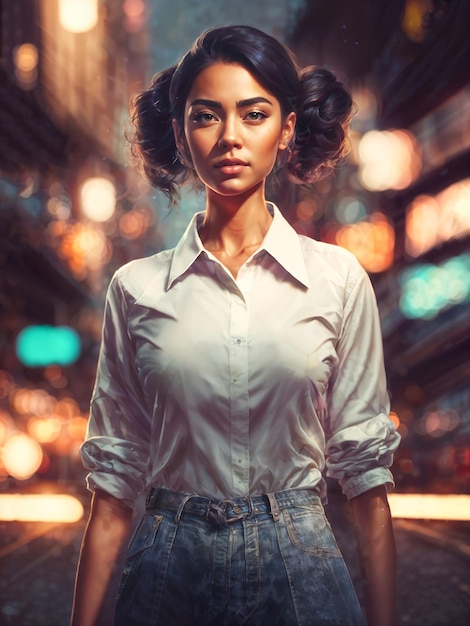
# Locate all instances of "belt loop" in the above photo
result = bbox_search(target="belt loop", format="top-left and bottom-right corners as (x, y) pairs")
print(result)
(174, 494), (194, 524)
(267, 493), (280, 522)
(246, 496), (253, 517)
(145, 487), (156, 509)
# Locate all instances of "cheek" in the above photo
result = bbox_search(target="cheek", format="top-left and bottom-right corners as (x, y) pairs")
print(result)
(257, 126), (284, 155)
(258, 138), (282, 170)
(186, 132), (213, 164)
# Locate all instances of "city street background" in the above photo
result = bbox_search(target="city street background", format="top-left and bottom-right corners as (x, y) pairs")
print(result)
(1, 490), (469, 625)
(1, 1), (470, 624)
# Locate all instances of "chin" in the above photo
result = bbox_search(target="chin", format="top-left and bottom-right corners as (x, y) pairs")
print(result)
(207, 179), (265, 198)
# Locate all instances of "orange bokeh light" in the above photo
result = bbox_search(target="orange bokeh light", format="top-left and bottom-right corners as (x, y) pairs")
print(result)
(0, 494), (84, 522)
(1, 433), (43, 480)
(388, 494), (470, 521)
(406, 179), (470, 257)
(334, 212), (395, 272)
(27, 416), (62, 444)
(358, 129), (421, 191)
(389, 412), (400, 429)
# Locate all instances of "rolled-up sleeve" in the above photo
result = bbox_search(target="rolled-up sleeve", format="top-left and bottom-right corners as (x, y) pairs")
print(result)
(325, 260), (400, 500)
(81, 270), (151, 510)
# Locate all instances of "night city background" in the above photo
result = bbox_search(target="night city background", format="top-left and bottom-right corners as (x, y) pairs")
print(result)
(0, 1), (469, 624)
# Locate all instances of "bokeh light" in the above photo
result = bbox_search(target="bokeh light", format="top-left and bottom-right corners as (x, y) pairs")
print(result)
(401, 0), (433, 43)
(351, 88), (378, 126)
(405, 194), (440, 257)
(54, 397), (80, 421)
(334, 212), (395, 272)
(119, 209), (149, 239)
(27, 417), (62, 444)
(67, 416), (88, 441)
(398, 458), (416, 475)
(13, 43), (38, 89)
(399, 253), (470, 319)
(358, 129), (422, 191)
(47, 183), (72, 220)
(14, 43), (38, 73)
(16, 325), (81, 367)
(295, 200), (318, 223)
(58, 222), (113, 279)
(10, 388), (56, 416)
(123, 0), (146, 33)
(0, 494), (84, 522)
(414, 408), (461, 438)
(389, 411), (400, 429)
(59, 0), (98, 33)
(44, 365), (68, 389)
(406, 179), (470, 257)
(1, 433), (43, 480)
(388, 493), (470, 521)
(80, 177), (116, 222)
(334, 196), (368, 224)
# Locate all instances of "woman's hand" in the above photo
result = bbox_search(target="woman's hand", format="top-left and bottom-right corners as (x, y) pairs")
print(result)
(70, 489), (133, 626)
(351, 485), (397, 626)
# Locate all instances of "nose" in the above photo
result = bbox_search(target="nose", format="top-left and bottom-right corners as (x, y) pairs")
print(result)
(217, 117), (242, 149)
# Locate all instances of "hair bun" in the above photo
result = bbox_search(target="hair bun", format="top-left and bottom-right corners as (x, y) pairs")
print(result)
(130, 66), (188, 202)
(288, 67), (353, 184)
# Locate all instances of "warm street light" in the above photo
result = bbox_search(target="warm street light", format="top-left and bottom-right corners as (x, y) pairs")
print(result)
(59, 0), (98, 33)
(0, 494), (84, 523)
(80, 177), (116, 222)
(1, 433), (43, 480)
(14, 43), (38, 89)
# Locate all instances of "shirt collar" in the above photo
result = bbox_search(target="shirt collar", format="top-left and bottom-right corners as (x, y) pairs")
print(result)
(167, 203), (311, 290)
(167, 211), (206, 289)
(260, 203), (311, 289)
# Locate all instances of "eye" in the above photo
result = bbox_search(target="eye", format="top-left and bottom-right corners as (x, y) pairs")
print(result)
(193, 112), (217, 123)
(245, 111), (267, 122)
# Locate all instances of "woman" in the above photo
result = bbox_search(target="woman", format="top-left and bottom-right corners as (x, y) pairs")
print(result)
(71, 25), (400, 626)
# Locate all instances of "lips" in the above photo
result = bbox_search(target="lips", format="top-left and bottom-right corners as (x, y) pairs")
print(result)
(215, 158), (248, 175)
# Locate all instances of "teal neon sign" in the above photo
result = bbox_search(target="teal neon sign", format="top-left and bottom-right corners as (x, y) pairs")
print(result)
(399, 253), (470, 319)
(16, 325), (81, 367)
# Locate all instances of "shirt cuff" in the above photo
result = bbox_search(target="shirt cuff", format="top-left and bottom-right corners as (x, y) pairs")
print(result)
(339, 467), (395, 501)
(85, 472), (142, 511)
(81, 436), (147, 510)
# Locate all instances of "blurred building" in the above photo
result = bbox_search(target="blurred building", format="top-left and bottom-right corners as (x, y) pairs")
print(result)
(288, 0), (470, 492)
(0, 0), (469, 492)
(0, 0), (154, 484)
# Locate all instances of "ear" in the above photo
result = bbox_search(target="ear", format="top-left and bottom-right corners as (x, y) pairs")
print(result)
(278, 112), (296, 151)
(172, 118), (193, 167)
(172, 119), (184, 152)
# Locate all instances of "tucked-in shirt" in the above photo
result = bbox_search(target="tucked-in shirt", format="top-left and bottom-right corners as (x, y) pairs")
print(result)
(81, 203), (400, 510)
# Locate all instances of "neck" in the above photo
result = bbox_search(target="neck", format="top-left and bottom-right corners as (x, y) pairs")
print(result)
(201, 187), (272, 256)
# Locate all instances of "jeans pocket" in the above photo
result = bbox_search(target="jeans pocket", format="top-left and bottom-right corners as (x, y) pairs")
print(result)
(129, 514), (164, 557)
(117, 513), (164, 598)
(282, 505), (342, 558)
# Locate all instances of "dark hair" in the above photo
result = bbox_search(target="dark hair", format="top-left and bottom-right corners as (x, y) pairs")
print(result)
(130, 25), (353, 203)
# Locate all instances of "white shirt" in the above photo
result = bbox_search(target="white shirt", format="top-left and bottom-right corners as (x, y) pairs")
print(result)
(81, 203), (400, 510)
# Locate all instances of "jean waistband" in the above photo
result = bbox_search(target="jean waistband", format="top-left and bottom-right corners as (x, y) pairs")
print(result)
(145, 487), (321, 527)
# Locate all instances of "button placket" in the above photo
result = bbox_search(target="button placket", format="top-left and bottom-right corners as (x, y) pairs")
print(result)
(229, 289), (250, 493)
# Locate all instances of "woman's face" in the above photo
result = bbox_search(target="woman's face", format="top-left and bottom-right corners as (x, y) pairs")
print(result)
(174, 62), (295, 200)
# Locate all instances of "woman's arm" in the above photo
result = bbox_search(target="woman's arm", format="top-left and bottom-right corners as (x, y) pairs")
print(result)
(350, 485), (397, 626)
(70, 489), (133, 626)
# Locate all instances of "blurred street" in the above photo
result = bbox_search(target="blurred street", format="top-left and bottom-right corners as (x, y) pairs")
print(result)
(1, 1), (470, 625)
(0, 490), (469, 626)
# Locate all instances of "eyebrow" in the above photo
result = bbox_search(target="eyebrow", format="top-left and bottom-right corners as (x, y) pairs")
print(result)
(189, 97), (273, 109)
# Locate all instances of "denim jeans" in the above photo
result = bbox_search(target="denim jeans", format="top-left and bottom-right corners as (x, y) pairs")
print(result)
(115, 488), (366, 625)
